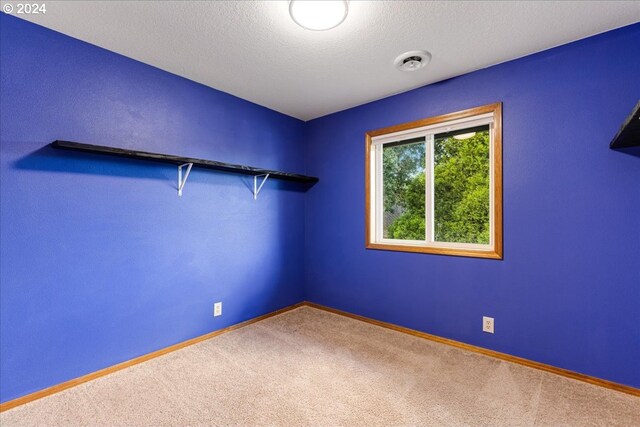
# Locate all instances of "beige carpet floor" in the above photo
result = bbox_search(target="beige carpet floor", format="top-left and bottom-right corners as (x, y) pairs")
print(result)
(1, 306), (639, 426)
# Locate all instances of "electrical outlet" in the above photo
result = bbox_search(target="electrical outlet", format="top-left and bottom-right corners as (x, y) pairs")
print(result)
(482, 316), (494, 333)
(214, 302), (222, 317)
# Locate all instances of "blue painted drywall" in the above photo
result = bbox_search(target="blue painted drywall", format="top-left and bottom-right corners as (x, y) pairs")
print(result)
(0, 14), (307, 403)
(304, 24), (640, 388)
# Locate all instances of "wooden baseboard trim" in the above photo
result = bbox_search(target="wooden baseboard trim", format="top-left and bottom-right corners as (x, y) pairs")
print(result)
(302, 301), (640, 397)
(0, 302), (305, 412)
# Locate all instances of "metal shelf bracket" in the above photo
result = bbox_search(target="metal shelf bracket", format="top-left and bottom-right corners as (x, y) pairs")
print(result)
(253, 174), (270, 200)
(178, 163), (193, 197)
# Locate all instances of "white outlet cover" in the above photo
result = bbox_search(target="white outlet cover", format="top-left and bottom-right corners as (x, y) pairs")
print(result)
(483, 316), (494, 333)
(214, 302), (222, 317)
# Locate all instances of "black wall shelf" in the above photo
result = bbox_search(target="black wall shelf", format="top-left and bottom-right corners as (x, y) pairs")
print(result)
(51, 140), (318, 197)
(610, 100), (640, 149)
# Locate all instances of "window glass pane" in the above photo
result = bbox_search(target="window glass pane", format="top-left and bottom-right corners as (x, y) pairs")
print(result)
(383, 137), (426, 240)
(433, 126), (490, 244)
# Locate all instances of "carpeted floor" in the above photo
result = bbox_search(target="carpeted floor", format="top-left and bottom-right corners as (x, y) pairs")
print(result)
(1, 306), (639, 426)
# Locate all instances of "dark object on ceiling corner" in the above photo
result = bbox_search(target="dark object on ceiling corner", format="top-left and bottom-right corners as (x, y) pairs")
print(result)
(610, 100), (640, 149)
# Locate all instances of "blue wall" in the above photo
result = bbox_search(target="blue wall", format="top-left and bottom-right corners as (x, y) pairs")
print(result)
(0, 14), (307, 403)
(1, 14), (639, 404)
(304, 24), (640, 388)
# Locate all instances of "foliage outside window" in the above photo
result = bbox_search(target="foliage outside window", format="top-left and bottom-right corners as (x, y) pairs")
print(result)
(366, 103), (502, 259)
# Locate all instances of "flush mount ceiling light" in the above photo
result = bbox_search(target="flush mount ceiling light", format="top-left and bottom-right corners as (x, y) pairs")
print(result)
(394, 50), (432, 72)
(289, 0), (349, 31)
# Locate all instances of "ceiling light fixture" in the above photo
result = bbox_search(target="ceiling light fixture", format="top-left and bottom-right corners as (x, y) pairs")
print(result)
(394, 50), (432, 72)
(289, 0), (349, 31)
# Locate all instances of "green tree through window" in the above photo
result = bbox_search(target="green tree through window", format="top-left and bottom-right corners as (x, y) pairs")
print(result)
(382, 139), (425, 240)
(385, 129), (490, 244)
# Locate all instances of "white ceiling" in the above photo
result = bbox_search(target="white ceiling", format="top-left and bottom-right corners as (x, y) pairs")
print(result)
(13, 1), (640, 120)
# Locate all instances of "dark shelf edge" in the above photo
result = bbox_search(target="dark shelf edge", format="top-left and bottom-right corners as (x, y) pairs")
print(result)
(610, 100), (640, 149)
(51, 141), (319, 184)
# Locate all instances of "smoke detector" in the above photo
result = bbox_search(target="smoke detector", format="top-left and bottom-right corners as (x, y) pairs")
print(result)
(394, 50), (432, 72)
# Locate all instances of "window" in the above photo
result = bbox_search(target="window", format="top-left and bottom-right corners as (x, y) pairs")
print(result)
(365, 103), (502, 259)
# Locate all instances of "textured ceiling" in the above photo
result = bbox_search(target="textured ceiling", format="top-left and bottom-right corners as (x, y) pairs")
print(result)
(12, 1), (640, 120)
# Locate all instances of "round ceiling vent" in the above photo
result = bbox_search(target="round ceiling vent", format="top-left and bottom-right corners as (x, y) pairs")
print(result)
(394, 50), (432, 72)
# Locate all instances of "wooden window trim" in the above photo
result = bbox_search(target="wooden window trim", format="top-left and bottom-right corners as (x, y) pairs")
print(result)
(365, 102), (503, 259)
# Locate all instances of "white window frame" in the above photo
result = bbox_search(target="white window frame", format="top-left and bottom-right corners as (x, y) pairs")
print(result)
(365, 103), (503, 259)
